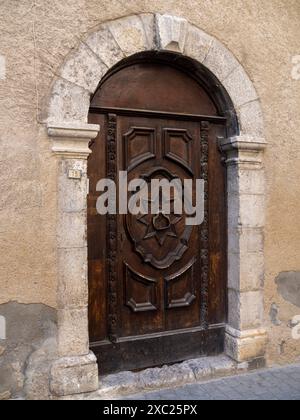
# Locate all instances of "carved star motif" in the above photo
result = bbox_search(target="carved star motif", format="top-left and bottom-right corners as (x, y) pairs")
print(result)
(138, 212), (182, 246)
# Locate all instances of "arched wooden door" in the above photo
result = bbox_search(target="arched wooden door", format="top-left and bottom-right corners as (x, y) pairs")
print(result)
(88, 60), (227, 374)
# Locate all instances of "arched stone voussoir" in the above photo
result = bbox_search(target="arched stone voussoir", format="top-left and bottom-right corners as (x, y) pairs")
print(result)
(85, 24), (125, 69)
(202, 38), (241, 83)
(184, 24), (214, 64)
(59, 42), (109, 94)
(156, 14), (189, 53)
(238, 100), (264, 137)
(223, 65), (259, 109)
(107, 14), (156, 58)
(48, 78), (91, 124)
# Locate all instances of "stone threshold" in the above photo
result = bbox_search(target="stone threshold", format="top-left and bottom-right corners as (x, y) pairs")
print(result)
(68, 355), (266, 400)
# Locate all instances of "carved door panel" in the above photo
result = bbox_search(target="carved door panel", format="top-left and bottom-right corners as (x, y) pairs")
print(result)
(118, 116), (203, 339)
(88, 112), (227, 374)
(88, 61), (227, 375)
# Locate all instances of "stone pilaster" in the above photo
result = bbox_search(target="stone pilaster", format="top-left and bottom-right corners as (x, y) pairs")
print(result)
(47, 122), (100, 397)
(220, 136), (268, 363)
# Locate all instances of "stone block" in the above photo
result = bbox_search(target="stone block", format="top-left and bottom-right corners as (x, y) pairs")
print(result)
(229, 251), (264, 292)
(228, 194), (265, 228)
(203, 38), (240, 82)
(57, 247), (88, 309)
(239, 194), (265, 228)
(86, 25), (125, 68)
(58, 159), (88, 213)
(182, 358), (212, 380)
(57, 308), (89, 357)
(184, 25), (213, 63)
(108, 15), (153, 57)
(228, 290), (264, 331)
(50, 352), (99, 397)
(225, 330), (268, 362)
(139, 363), (195, 390)
(239, 251), (264, 291)
(223, 66), (258, 108)
(60, 43), (108, 93)
(57, 210), (87, 249)
(48, 78), (90, 124)
(238, 100), (265, 137)
(99, 371), (143, 397)
(228, 168), (265, 196)
(210, 356), (236, 377)
(156, 14), (188, 53)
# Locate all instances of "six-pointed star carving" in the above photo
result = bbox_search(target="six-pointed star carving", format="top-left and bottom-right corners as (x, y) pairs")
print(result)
(137, 212), (182, 246)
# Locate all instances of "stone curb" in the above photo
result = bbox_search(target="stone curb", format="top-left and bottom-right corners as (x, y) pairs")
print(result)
(69, 356), (255, 400)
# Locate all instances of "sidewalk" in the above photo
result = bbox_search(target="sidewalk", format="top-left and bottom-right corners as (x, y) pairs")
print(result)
(122, 364), (300, 400)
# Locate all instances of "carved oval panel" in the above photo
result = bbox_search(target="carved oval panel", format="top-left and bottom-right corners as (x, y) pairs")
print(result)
(126, 166), (193, 270)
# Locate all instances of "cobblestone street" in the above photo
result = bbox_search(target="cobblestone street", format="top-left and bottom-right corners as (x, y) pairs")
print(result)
(122, 364), (300, 400)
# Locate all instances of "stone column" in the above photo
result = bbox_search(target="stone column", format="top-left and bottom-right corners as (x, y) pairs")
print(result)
(220, 136), (268, 364)
(47, 122), (100, 397)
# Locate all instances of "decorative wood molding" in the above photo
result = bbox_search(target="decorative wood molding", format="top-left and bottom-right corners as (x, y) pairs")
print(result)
(124, 264), (158, 313)
(106, 114), (118, 344)
(200, 121), (210, 327)
(165, 257), (197, 309)
(124, 127), (156, 172)
(163, 128), (194, 176)
(47, 122), (100, 159)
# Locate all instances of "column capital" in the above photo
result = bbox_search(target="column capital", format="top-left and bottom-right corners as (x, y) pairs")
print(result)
(47, 122), (100, 159)
(219, 135), (267, 167)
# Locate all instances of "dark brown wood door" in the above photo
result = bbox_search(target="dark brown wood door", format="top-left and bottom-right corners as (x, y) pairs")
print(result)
(88, 62), (227, 374)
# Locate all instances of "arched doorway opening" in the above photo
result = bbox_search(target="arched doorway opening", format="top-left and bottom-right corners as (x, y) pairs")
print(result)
(87, 52), (230, 374)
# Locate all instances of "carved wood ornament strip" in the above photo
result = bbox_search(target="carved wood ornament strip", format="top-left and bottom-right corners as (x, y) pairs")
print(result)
(200, 121), (210, 328)
(107, 114), (118, 343)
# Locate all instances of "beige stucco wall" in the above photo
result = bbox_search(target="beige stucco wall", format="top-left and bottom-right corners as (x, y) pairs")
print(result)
(0, 0), (299, 364)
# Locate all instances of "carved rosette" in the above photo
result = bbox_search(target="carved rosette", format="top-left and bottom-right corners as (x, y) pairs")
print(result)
(200, 121), (210, 327)
(107, 114), (118, 343)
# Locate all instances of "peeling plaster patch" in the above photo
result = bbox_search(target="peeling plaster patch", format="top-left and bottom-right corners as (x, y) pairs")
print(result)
(269, 303), (281, 326)
(0, 302), (57, 399)
(275, 272), (300, 308)
(0, 55), (6, 80)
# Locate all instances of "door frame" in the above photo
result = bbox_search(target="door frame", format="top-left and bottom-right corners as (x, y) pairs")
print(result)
(46, 14), (267, 397)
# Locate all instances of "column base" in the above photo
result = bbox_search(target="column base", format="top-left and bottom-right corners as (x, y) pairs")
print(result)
(225, 326), (268, 363)
(50, 352), (99, 397)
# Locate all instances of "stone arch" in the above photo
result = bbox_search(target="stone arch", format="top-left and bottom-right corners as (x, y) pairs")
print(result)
(47, 14), (267, 398)
(47, 13), (264, 138)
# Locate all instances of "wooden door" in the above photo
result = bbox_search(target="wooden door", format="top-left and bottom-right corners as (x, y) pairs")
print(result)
(88, 62), (227, 374)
